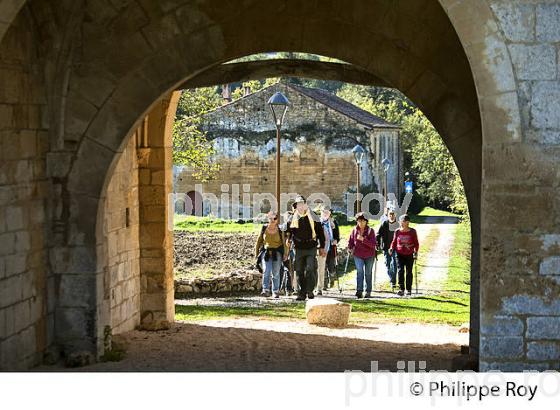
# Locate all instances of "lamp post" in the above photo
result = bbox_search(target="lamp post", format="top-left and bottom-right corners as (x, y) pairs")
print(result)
(382, 157), (392, 206)
(352, 145), (365, 215)
(267, 92), (289, 215)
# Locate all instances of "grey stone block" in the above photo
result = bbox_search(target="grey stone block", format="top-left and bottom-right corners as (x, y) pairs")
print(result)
(540, 256), (560, 276)
(527, 316), (560, 340)
(527, 342), (560, 360)
(537, 3), (560, 42)
(54, 307), (92, 341)
(531, 82), (560, 129)
(509, 44), (556, 81)
(503, 295), (560, 315)
(59, 274), (96, 308)
(491, 2), (535, 42)
(5, 206), (24, 231)
(480, 361), (549, 372)
(0, 274), (22, 309)
(0, 232), (15, 255)
(481, 316), (524, 336)
(480, 336), (524, 359)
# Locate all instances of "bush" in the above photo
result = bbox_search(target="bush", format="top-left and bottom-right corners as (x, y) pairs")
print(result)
(400, 192), (425, 215)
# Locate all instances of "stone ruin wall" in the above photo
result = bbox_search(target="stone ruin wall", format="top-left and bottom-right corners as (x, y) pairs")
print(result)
(174, 83), (402, 216)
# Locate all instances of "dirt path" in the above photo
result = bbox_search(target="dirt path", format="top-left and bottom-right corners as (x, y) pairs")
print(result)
(374, 216), (459, 293)
(417, 217), (458, 287)
(57, 320), (466, 372)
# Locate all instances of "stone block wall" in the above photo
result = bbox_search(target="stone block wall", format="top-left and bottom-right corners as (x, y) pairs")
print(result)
(175, 82), (402, 215)
(475, 1), (560, 370)
(175, 270), (263, 297)
(0, 14), (49, 370)
(175, 147), (360, 215)
(99, 135), (141, 336)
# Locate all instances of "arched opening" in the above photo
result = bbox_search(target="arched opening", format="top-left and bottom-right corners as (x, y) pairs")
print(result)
(87, 0), (484, 368)
(9, 0), (545, 371)
(97, 43), (482, 370)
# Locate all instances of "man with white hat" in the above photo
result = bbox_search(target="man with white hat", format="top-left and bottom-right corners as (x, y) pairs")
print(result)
(286, 195), (326, 301)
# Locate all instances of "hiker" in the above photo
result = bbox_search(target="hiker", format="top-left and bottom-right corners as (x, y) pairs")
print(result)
(286, 195), (326, 301)
(255, 211), (288, 298)
(317, 206), (340, 291)
(315, 206), (331, 295)
(389, 214), (419, 296)
(376, 207), (399, 290)
(379, 202), (394, 225)
(348, 212), (377, 298)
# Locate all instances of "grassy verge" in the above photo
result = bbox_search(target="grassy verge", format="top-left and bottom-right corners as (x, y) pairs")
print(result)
(174, 215), (260, 233)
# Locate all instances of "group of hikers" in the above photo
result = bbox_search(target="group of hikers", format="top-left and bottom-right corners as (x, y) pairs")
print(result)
(255, 195), (420, 301)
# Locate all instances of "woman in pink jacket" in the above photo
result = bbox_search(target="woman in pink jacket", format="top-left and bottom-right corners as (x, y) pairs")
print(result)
(389, 214), (419, 296)
(348, 212), (377, 298)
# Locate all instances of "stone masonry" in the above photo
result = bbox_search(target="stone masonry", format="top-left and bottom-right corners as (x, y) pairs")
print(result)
(175, 82), (402, 216)
(1, 0), (560, 371)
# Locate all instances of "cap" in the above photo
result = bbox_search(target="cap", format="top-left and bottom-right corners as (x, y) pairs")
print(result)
(294, 195), (306, 204)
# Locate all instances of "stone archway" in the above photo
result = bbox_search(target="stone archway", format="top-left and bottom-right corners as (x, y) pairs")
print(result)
(82, 0), (486, 364)
(3, 0), (559, 371)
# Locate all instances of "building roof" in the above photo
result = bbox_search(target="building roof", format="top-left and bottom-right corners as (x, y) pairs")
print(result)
(286, 83), (399, 129)
(203, 81), (400, 130)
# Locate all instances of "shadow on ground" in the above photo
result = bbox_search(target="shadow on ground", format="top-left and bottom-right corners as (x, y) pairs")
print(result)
(46, 322), (464, 372)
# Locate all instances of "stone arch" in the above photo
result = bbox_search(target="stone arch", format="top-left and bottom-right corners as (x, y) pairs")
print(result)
(72, 0), (496, 359)
(1, 0), (536, 369)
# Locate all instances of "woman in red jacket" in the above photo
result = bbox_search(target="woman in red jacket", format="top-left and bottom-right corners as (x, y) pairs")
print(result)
(348, 212), (377, 298)
(389, 214), (419, 296)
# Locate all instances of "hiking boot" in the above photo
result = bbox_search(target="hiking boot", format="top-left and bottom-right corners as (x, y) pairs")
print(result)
(365, 292), (371, 298)
(308, 292), (315, 299)
(406, 290), (412, 296)
(295, 294), (306, 301)
(397, 290), (404, 296)
(261, 290), (271, 297)
(355, 291), (363, 299)
(273, 292), (280, 298)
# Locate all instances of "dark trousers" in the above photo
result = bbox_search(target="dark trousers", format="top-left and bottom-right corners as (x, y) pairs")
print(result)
(294, 247), (317, 296)
(325, 250), (337, 287)
(397, 253), (414, 292)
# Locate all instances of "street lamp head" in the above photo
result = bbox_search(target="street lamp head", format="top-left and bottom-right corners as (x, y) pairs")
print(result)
(382, 157), (393, 172)
(267, 92), (289, 128)
(352, 144), (365, 165)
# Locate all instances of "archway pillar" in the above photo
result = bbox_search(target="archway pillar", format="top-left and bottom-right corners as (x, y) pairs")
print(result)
(137, 92), (180, 330)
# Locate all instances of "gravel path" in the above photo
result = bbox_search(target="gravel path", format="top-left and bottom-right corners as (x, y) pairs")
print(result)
(65, 319), (466, 372)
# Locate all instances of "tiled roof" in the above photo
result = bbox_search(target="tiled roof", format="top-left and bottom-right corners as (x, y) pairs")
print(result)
(287, 83), (399, 129)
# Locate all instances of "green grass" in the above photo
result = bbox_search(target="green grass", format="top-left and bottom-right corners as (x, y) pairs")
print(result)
(174, 215), (261, 233)
(175, 294), (468, 326)
(418, 207), (461, 217)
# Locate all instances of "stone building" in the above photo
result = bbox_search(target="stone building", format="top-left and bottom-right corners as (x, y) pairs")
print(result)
(174, 82), (402, 217)
(1, 0), (560, 372)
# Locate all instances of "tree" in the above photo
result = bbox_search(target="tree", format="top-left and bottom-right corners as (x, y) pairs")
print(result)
(173, 88), (222, 181)
(337, 84), (468, 215)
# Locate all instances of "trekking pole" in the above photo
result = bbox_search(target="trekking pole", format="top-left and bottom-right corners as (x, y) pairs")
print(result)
(373, 254), (377, 292)
(340, 252), (350, 294)
(414, 252), (418, 295)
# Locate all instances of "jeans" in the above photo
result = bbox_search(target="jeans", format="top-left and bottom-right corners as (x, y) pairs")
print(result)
(383, 249), (397, 286)
(294, 247), (318, 296)
(262, 250), (282, 293)
(397, 253), (414, 292)
(354, 256), (374, 293)
(317, 253), (327, 292)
